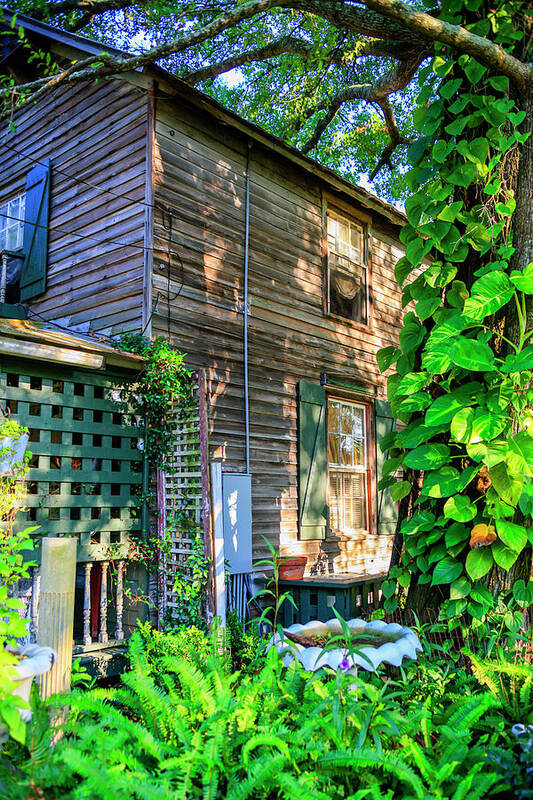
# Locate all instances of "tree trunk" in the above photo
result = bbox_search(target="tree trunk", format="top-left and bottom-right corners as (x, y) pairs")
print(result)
(501, 85), (533, 590)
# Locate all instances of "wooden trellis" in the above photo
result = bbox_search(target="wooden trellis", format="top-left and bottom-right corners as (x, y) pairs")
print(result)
(157, 372), (211, 626)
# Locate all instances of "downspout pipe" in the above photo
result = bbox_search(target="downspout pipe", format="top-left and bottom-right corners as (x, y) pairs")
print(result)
(244, 141), (252, 474)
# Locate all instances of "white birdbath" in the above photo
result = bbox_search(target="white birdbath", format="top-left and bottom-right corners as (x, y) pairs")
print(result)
(269, 618), (422, 675)
(5, 644), (56, 721)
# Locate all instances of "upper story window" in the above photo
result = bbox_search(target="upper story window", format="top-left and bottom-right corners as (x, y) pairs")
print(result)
(0, 193), (26, 252)
(0, 159), (51, 303)
(327, 208), (368, 325)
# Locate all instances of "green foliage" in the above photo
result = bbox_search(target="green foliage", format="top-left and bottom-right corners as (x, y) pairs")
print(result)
(0, 427), (39, 744)
(136, 619), (212, 679)
(489, 723), (533, 800)
(170, 534), (210, 629)
(0, 524), (38, 745)
(116, 334), (193, 469)
(115, 336), (208, 615)
(226, 610), (265, 673)
(378, 0), (533, 614)
(469, 653), (533, 724)
(2, 629), (519, 800)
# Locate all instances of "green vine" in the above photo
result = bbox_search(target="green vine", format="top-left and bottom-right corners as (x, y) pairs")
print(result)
(117, 334), (193, 469)
(115, 335), (208, 613)
(378, 0), (533, 620)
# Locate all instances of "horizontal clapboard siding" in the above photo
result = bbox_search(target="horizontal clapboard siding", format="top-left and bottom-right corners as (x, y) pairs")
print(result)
(152, 96), (406, 577)
(0, 79), (148, 332)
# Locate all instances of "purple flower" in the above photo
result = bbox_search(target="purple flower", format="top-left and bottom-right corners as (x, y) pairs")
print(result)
(340, 656), (351, 673)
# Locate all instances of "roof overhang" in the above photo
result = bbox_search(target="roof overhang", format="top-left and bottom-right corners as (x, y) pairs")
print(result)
(1, 6), (406, 228)
(0, 318), (144, 371)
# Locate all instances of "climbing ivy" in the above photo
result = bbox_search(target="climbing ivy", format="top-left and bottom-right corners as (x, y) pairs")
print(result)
(378, 0), (533, 619)
(116, 334), (193, 469)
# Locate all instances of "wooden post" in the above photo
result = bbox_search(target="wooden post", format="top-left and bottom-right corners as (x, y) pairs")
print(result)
(37, 537), (77, 699)
(210, 462), (226, 627)
(83, 562), (92, 646)
(98, 560), (108, 643)
(198, 369), (214, 623)
(156, 470), (167, 631)
(115, 560), (124, 641)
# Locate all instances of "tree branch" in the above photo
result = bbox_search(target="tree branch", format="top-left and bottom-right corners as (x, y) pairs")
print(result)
(183, 37), (321, 84)
(183, 34), (422, 85)
(287, 0), (425, 45)
(369, 99), (411, 179)
(363, 0), (533, 90)
(300, 51), (422, 154)
(2, 0), (287, 114)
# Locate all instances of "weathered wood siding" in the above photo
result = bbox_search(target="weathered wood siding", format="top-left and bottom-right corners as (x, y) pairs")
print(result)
(1, 79), (148, 332)
(152, 96), (406, 577)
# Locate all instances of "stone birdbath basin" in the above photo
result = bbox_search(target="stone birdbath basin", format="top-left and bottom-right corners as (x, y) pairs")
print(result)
(270, 618), (422, 675)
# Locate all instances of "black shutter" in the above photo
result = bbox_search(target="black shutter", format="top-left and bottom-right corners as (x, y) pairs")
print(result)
(375, 399), (397, 535)
(20, 160), (50, 301)
(298, 381), (327, 540)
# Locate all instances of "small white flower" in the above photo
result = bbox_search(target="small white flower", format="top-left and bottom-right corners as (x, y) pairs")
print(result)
(136, 438), (145, 451)
(111, 390), (122, 402)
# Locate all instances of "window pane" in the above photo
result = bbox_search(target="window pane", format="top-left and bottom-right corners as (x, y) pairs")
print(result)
(0, 193), (25, 251)
(328, 433), (339, 465)
(328, 401), (368, 534)
(341, 404), (354, 434)
(329, 264), (367, 323)
(340, 435), (354, 466)
(328, 401), (339, 433)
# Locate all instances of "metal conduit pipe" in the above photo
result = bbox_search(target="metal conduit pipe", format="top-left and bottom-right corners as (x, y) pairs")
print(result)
(244, 141), (252, 475)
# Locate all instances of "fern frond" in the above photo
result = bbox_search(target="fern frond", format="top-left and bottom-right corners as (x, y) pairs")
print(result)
(225, 753), (287, 800)
(317, 748), (425, 799)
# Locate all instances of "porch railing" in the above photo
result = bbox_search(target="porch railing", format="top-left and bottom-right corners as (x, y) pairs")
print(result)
(72, 558), (126, 654)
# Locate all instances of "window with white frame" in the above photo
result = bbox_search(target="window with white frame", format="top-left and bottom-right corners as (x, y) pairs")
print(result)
(327, 208), (368, 324)
(0, 194), (26, 252)
(327, 398), (369, 534)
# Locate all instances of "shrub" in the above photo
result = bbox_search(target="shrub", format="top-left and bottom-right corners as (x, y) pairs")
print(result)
(135, 620), (211, 678)
(1, 631), (514, 800)
(226, 610), (265, 673)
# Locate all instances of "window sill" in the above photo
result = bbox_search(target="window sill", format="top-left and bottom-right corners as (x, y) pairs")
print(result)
(326, 529), (369, 542)
(324, 310), (371, 333)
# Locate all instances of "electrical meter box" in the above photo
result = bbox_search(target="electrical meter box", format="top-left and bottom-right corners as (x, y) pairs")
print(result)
(222, 472), (252, 574)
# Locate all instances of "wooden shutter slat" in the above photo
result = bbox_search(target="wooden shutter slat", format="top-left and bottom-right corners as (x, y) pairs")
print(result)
(298, 381), (327, 540)
(20, 160), (51, 301)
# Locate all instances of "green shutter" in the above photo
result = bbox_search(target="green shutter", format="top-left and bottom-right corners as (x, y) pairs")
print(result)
(20, 160), (51, 301)
(298, 381), (327, 540)
(375, 399), (397, 535)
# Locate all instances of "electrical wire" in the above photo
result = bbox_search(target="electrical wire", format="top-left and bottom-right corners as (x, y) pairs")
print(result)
(0, 209), (186, 261)
(2, 145), (187, 338)
(2, 140), (156, 210)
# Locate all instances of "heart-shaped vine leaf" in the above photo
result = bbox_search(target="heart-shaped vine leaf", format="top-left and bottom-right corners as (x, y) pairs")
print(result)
(465, 547), (493, 580)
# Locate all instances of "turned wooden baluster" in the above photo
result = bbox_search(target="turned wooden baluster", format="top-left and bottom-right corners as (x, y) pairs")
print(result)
(115, 560), (124, 641)
(98, 560), (108, 643)
(83, 562), (92, 646)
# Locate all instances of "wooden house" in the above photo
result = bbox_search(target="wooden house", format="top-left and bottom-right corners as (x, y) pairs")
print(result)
(0, 10), (408, 629)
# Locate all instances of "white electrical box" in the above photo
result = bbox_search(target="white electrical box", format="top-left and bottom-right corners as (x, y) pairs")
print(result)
(222, 472), (252, 574)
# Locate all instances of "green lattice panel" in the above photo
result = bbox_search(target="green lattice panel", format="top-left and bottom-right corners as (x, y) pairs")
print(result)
(0, 356), (145, 561)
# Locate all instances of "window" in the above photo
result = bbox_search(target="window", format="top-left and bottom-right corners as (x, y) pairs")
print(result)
(0, 160), (51, 303)
(327, 398), (369, 534)
(327, 208), (368, 324)
(0, 194), (25, 252)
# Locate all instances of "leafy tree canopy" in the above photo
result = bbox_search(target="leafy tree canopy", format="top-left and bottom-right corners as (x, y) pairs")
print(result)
(5, 0), (531, 202)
